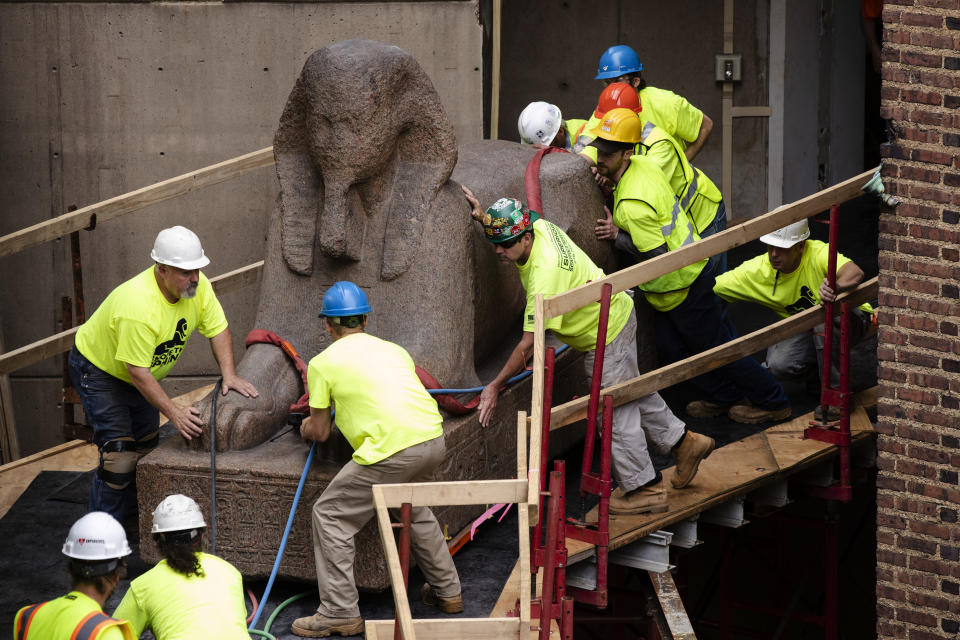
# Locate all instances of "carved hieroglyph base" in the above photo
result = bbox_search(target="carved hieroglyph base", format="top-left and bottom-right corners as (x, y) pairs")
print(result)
(136, 350), (586, 590)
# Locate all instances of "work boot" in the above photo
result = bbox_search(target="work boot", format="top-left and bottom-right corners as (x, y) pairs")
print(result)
(685, 399), (740, 418)
(671, 430), (716, 489)
(421, 583), (464, 613)
(609, 480), (669, 515)
(728, 403), (792, 425)
(813, 405), (842, 423)
(291, 613), (363, 638)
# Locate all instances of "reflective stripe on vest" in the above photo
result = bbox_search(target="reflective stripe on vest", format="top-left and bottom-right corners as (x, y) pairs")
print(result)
(660, 196), (696, 249)
(71, 611), (116, 640)
(15, 603), (45, 640)
(640, 121), (698, 212)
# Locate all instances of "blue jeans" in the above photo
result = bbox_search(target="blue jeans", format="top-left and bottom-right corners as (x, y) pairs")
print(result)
(68, 347), (159, 521)
(654, 268), (789, 410)
(698, 200), (728, 276)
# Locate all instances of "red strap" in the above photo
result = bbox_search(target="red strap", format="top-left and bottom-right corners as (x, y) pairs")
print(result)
(245, 329), (310, 414)
(523, 146), (568, 213)
(416, 366), (481, 415)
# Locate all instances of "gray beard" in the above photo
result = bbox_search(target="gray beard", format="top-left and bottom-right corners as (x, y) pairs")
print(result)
(180, 285), (198, 299)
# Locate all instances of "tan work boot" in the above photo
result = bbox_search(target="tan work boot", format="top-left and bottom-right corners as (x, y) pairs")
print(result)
(671, 431), (716, 489)
(609, 482), (669, 515)
(685, 399), (737, 418)
(728, 403), (791, 424)
(421, 583), (464, 613)
(291, 612), (363, 637)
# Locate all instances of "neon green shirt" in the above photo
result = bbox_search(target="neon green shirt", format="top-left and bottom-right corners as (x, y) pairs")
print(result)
(714, 240), (874, 318)
(74, 266), (228, 383)
(308, 333), (444, 466)
(15, 591), (134, 640)
(638, 85), (704, 148)
(113, 553), (248, 640)
(517, 219), (632, 351)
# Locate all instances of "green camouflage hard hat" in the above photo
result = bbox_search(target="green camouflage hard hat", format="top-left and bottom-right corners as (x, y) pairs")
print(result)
(480, 197), (541, 243)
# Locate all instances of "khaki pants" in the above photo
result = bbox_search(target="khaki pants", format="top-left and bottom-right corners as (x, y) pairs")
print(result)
(583, 308), (686, 491)
(312, 436), (460, 618)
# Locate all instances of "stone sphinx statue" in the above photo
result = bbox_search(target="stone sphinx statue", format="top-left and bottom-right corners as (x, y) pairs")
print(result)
(204, 38), (612, 452)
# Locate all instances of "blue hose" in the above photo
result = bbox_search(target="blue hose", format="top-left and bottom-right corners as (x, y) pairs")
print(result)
(249, 439), (317, 630)
(426, 344), (568, 396)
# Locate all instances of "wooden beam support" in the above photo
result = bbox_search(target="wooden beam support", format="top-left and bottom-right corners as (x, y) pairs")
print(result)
(516, 411), (531, 627)
(546, 278), (877, 431)
(0, 147), (274, 258)
(373, 485), (417, 640)
(648, 570), (696, 639)
(527, 295), (545, 521)
(363, 618), (521, 640)
(375, 479), (528, 509)
(542, 168), (876, 320)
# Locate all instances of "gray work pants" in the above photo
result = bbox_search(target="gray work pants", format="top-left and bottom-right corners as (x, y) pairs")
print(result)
(311, 436), (461, 618)
(766, 309), (871, 388)
(582, 308), (686, 491)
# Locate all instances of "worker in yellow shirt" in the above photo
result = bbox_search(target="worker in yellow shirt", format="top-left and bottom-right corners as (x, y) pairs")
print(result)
(112, 494), (249, 639)
(517, 101), (586, 152)
(713, 220), (874, 417)
(14, 512), (134, 640)
(588, 108), (791, 424)
(594, 44), (713, 161)
(463, 187), (715, 515)
(586, 83), (728, 274)
(70, 226), (258, 523)
(292, 281), (462, 637)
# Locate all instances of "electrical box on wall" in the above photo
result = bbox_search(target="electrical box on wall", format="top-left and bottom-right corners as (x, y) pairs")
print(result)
(715, 54), (742, 82)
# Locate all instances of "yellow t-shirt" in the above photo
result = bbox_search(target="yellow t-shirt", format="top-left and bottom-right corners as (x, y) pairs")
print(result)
(112, 553), (249, 640)
(517, 219), (632, 351)
(307, 333), (444, 466)
(15, 591), (134, 640)
(713, 240), (874, 318)
(75, 266), (228, 383)
(638, 85), (704, 148)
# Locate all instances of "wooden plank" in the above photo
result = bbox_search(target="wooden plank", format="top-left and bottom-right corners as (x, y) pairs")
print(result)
(0, 442), (98, 519)
(648, 570), (697, 639)
(527, 295), (546, 521)
(0, 147), (275, 258)
(0, 329), (20, 463)
(547, 278), (877, 430)
(542, 168), (876, 319)
(0, 439), (89, 473)
(373, 485), (416, 640)
(364, 618), (521, 640)
(0, 261), (266, 376)
(516, 411), (531, 629)
(375, 479), (528, 509)
(565, 405), (875, 564)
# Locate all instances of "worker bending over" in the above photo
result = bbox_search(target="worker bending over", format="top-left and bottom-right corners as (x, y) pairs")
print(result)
(595, 44), (713, 160)
(14, 512), (135, 640)
(714, 220), (874, 417)
(588, 109), (790, 424)
(69, 226), (257, 523)
(517, 101), (585, 152)
(463, 188), (714, 514)
(113, 494), (248, 639)
(292, 282), (462, 637)
(587, 83), (727, 274)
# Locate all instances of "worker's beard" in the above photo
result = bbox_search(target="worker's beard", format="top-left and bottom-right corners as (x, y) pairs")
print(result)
(180, 284), (198, 299)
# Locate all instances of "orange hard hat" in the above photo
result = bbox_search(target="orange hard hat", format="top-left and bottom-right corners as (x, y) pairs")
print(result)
(593, 82), (642, 119)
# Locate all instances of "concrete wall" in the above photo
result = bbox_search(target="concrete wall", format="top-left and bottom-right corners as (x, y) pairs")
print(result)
(0, 1), (482, 456)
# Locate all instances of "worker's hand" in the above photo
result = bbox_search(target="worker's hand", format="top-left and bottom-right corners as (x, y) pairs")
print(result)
(462, 185), (485, 222)
(591, 166), (612, 190)
(172, 405), (205, 440)
(299, 415), (316, 442)
(221, 374), (259, 398)
(477, 383), (500, 428)
(595, 206), (618, 240)
(819, 277), (837, 303)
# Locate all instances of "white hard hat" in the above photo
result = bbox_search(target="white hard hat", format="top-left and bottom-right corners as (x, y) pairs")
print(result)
(152, 494), (207, 534)
(760, 219), (810, 249)
(151, 226), (210, 270)
(62, 512), (132, 561)
(518, 101), (563, 147)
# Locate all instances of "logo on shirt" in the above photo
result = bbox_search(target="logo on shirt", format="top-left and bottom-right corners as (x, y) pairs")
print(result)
(152, 318), (188, 367)
(547, 223), (575, 272)
(784, 285), (818, 315)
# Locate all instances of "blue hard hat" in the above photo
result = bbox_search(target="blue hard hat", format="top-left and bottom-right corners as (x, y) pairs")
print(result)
(319, 281), (371, 317)
(595, 45), (643, 80)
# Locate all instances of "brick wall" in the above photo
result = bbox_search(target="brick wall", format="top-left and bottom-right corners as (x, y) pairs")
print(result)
(876, 2), (960, 638)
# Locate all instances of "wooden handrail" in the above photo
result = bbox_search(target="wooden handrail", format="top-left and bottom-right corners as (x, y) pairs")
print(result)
(0, 261), (263, 375)
(0, 147), (274, 258)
